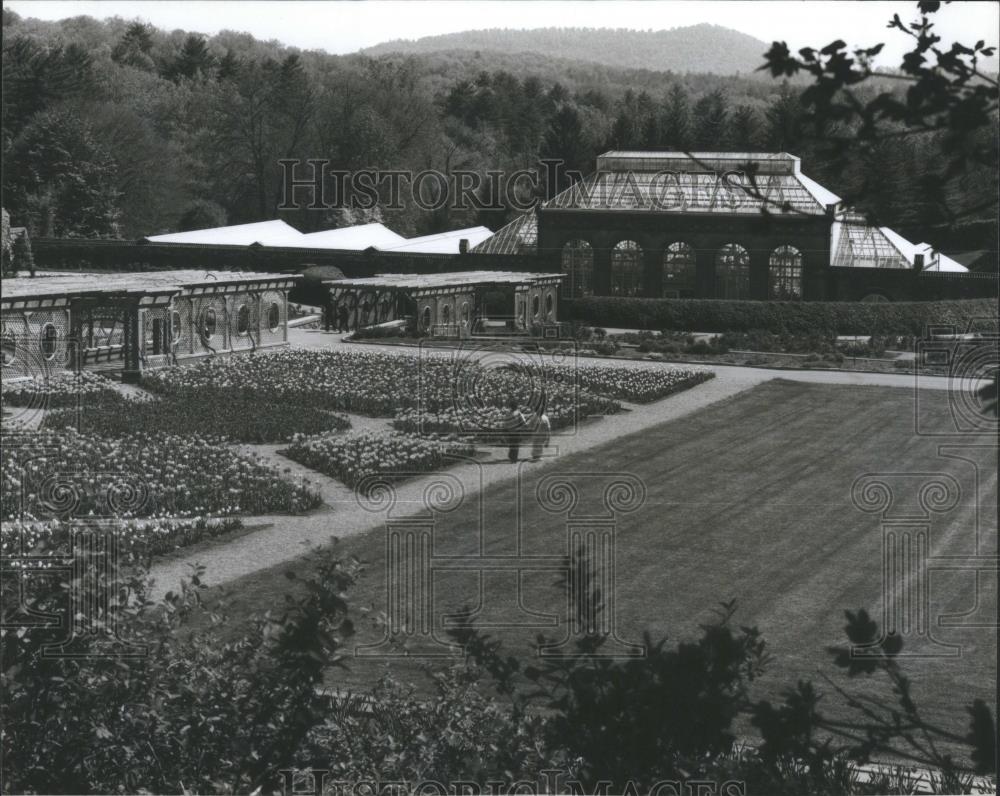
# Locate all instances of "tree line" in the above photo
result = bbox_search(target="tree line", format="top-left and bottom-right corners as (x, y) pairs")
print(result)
(1, 10), (996, 266)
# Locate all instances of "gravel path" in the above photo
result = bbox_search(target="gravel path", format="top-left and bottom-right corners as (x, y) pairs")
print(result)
(146, 332), (962, 599)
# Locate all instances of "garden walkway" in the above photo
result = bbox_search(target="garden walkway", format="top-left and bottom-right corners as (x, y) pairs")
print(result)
(146, 331), (963, 599)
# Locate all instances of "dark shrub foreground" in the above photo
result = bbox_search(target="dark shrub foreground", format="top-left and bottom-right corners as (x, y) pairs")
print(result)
(1, 543), (994, 795)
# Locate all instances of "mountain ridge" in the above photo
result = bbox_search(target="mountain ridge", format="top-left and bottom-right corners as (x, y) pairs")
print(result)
(360, 24), (773, 76)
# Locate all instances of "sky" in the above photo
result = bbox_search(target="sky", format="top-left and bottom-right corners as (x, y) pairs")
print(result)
(6, 0), (999, 66)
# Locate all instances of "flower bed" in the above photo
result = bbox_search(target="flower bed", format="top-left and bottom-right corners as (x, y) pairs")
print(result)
(141, 350), (621, 417)
(142, 350), (415, 416)
(1, 371), (121, 408)
(43, 390), (350, 443)
(2, 429), (322, 521)
(568, 364), (715, 403)
(282, 430), (476, 489)
(141, 350), (710, 436)
(2, 515), (245, 561)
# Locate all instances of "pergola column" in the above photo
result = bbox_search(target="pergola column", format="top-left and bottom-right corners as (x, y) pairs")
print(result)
(121, 299), (143, 384)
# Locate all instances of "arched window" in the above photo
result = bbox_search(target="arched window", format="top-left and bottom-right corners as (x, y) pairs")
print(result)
(769, 245), (803, 300)
(236, 304), (251, 334)
(715, 244), (750, 300)
(421, 306), (432, 330)
(441, 303), (451, 325)
(461, 302), (471, 326)
(560, 240), (594, 298)
(40, 324), (58, 360)
(611, 240), (643, 297)
(532, 294), (540, 319)
(267, 303), (280, 331)
(545, 293), (554, 319)
(662, 242), (696, 298)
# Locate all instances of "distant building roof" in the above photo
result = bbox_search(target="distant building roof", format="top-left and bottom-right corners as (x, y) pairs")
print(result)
(280, 223), (407, 251)
(384, 226), (494, 254)
(144, 219), (304, 246)
(143, 221), (496, 252)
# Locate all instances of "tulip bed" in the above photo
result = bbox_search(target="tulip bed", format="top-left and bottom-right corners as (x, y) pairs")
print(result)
(2, 515), (245, 562)
(141, 348), (709, 414)
(568, 364), (715, 403)
(2, 429), (322, 522)
(42, 390), (351, 443)
(1, 371), (120, 408)
(391, 402), (580, 438)
(142, 350), (414, 416)
(141, 349), (619, 416)
(282, 430), (476, 489)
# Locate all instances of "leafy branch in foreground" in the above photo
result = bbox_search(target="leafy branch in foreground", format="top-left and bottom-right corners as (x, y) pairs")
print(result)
(760, 0), (998, 228)
(449, 544), (996, 793)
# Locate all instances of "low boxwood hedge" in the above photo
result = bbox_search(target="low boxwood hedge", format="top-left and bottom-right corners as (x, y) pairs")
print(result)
(564, 297), (997, 336)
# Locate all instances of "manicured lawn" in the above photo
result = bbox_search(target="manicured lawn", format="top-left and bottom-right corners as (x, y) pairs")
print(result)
(199, 379), (997, 750)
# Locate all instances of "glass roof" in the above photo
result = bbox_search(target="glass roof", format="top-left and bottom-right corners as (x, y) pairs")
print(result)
(543, 170), (828, 216)
(831, 213), (910, 269)
(471, 211), (538, 255)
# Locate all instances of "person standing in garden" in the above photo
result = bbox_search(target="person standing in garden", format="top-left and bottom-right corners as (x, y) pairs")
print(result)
(530, 396), (551, 462)
(505, 399), (525, 462)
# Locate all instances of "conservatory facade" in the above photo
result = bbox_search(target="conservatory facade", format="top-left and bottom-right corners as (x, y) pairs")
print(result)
(473, 151), (975, 302)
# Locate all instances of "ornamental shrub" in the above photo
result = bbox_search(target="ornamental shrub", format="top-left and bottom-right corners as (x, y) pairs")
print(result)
(564, 297), (997, 336)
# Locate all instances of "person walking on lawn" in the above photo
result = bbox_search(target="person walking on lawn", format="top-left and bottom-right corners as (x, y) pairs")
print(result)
(505, 399), (526, 462)
(530, 396), (551, 462)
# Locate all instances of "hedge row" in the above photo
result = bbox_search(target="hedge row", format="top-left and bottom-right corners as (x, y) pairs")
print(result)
(564, 297), (998, 336)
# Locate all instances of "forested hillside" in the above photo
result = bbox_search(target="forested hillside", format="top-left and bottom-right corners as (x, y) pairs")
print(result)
(362, 25), (771, 76)
(1, 9), (996, 263)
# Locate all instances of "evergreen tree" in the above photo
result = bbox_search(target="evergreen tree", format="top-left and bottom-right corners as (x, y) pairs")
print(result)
(166, 34), (216, 81)
(111, 22), (156, 71)
(1, 37), (95, 139)
(726, 104), (762, 151)
(692, 89), (729, 150)
(3, 109), (122, 237)
(541, 103), (587, 195)
(765, 82), (805, 153)
(660, 84), (692, 151)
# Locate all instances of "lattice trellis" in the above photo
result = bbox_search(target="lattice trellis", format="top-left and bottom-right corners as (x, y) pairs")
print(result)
(0, 309), (71, 379)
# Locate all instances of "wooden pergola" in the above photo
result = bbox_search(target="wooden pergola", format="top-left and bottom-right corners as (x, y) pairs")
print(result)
(323, 270), (565, 335)
(1, 270), (298, 381)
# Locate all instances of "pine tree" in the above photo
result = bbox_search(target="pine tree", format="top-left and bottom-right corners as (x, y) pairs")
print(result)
(3, 109), (122, 237)
(166, 35), (216, 81)
(660, 84), (692, 151)
(541, 104), (587, 195)
(692, 89), (729, 150)
(111, 22), (156, 71)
